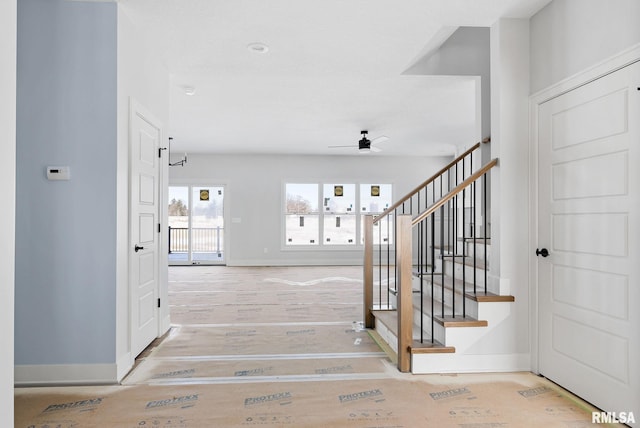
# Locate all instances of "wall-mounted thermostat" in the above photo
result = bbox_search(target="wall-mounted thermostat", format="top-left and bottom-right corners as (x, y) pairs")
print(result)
(46, 166), (71, 181)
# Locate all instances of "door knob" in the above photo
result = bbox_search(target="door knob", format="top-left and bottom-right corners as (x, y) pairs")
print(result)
(536, 248), (549, 257)
(135, 245), (145, 252)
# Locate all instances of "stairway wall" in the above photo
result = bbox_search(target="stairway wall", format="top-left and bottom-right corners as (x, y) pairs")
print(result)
(489, 18), (531, 361)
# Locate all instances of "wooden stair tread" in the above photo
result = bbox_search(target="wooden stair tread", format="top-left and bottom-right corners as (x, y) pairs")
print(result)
(410, 340), (455, 354)
(447, 256), (488, 270)
(462, 237), (491, 243)
(414, 271), (471, 287)
(411, 273), (515, 303)
(371, 309), (397, 332)
(413, 256), (488, 270)
(434, 237), (491, 249)
(434, 316), (488, 328)
(470, 292), (515, 302)
(415, 288), (515, 304)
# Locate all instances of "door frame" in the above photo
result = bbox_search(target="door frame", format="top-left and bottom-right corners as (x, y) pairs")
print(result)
(169, 179), (230, 265)
(528, 44), (640, 374)
(128, 98), (169, 362)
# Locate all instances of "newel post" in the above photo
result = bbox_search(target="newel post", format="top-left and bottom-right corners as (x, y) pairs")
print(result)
(363, 215), (374, 329)
(396, 214), (413, 373)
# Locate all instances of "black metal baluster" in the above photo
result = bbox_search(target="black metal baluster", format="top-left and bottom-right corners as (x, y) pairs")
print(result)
(389, 212), (393, 307)
(472, 152), (477, 295)
(419, 220), (424, 343)
(440, 204), (445, 319)
(462, 180), (466, 317)
(430, 211), (435, 343)
(451, 193), (456, 319)
(377, 219), (381, 310)
(483, 173), (488, 294)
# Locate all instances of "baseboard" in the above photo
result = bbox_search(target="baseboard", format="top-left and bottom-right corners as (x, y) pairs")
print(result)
(160, 315), (171, 336)
(411, 352), (531, 374)
(15, 363), (119, 387)
(116, 352), (133, 383)
(227, 258), (364, 267)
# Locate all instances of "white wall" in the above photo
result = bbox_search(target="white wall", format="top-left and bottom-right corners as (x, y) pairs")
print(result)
(170, 154), (452, 266)
(0, 0), (16, 423)
(15, 0), (118, 384)
(405, 27), (491, 141)
(530, 0), (640, 93)
(489, 18), (531, 356)
(116, 4), (171, 378)
(528, 0), (640, 373)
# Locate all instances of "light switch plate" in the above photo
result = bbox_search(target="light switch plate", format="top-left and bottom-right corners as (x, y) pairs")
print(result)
(46, 166), (71, 180)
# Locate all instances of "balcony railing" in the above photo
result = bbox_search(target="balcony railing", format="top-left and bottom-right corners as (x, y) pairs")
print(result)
(168, 226), (224, 256)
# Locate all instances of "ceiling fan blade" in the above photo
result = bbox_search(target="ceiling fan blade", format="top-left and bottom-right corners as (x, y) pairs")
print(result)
(371, 135), (389, 145)
(328, 145), (357, 148)
(370, 146), (382, 153)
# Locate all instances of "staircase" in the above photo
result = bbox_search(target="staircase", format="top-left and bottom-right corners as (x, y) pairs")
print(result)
(363, 139), (515, 374)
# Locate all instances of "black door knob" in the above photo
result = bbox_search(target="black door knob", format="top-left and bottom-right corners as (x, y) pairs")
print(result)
(135, 245), (145, 252)
(536, 248), (549, 257)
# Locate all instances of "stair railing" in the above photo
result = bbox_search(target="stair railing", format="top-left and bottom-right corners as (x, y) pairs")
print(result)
(363, 139), (488, 323)
(363, 139), (496, 372)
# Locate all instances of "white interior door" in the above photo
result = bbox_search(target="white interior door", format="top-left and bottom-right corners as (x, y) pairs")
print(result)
(537, 61), (639, 421)
(130, 102), (161, 358)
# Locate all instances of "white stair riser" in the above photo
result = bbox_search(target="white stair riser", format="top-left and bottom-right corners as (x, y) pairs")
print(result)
(411, 308), (486, 349)
(411, 280), (480, 319)
(412, 309), (446, 344)
(371, 228), (517, 373)
(444, 259), (487, 287)
(376, 302), (512, 354)
(464, 241), (491, 263)
(375, 317), (398, 354)
(430, 242), (490, 265)
(411, 353), (530, 374)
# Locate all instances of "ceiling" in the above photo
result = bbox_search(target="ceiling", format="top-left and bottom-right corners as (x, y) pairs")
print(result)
(119, 0), (551, 157)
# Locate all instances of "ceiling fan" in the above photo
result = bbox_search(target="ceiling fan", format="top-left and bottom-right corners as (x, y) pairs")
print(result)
(329, 130), (389, 153)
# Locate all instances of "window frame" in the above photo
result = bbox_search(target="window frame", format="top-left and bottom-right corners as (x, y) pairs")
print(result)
(282, 181), (393, 250)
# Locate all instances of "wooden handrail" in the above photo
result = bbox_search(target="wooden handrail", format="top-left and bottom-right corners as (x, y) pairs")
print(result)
(412, 158), (498, 226)
(373, 137), (490, 224)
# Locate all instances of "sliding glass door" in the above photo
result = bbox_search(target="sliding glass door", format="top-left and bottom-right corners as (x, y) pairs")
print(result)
(168, 185), (225, 265)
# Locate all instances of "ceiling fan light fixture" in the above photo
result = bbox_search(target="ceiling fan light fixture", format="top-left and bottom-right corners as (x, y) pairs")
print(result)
(358, 130), (371, 151)
(327, 130), (386, 153)
(247, 42), (269, 54)
(183, 86), (196, 96)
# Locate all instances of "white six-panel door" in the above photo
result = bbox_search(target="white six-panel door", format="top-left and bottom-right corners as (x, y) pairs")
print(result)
(537, 61), (639, 421)
(130, 102), (161, 358)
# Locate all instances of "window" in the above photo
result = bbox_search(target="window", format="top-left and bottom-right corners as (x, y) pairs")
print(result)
(323, 183), (356, 245)
(284, 182), (392, 247)
(285, 183), (319, 245)
(360, 183), (393, 244)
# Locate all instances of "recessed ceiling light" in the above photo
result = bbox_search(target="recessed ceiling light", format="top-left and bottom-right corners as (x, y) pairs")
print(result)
(247, 42), (269, 54)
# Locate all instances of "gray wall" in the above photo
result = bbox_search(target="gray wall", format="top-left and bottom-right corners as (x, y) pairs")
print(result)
(1, 0), (16, 423)
(16, 0), (117, 365)
(170, 154), (452, 266)
(530, 0), (640, 93)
